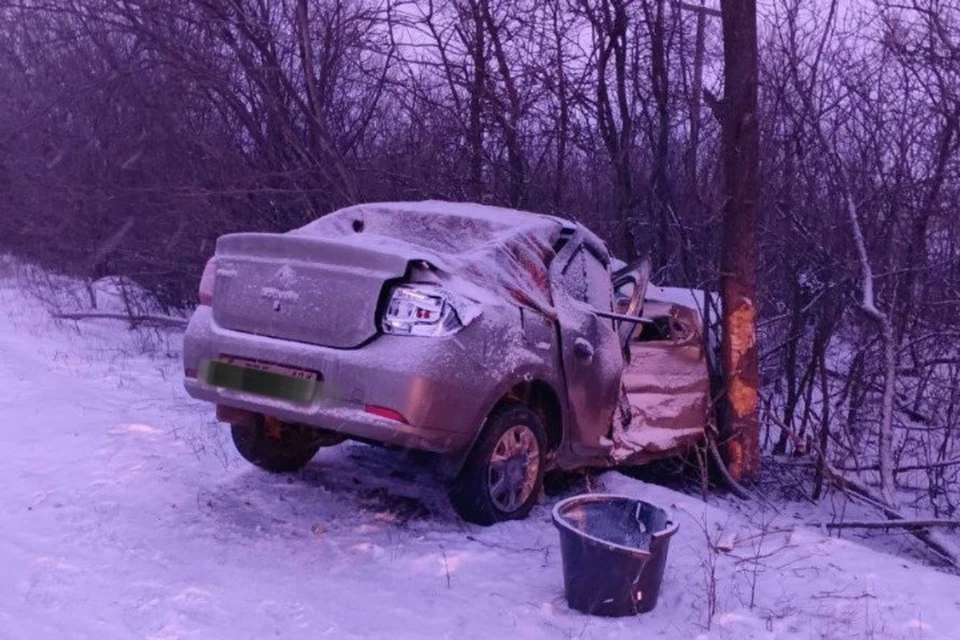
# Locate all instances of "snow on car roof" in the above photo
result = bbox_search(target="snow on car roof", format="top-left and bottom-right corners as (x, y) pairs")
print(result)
(345, 200), (564, 227)
(297, 200), (567, 251)
(294, 201), (570, 314)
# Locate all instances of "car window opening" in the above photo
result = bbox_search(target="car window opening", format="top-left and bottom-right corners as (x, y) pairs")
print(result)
(634, 315), (674, 343)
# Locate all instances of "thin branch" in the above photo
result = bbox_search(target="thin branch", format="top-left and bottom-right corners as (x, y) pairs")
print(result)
(52, 312), (188, 329)
(707, 431), (755, 500)
(811, 518), (960, 530)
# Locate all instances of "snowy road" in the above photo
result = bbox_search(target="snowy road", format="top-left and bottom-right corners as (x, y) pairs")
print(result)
(2, 274), (960, 640)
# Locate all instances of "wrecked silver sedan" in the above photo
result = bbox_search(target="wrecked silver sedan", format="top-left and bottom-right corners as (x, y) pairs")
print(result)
(183, 201), (711, 525)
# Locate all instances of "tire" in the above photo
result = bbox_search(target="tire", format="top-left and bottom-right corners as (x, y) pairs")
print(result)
(230, 416), (333, 473)
(449, 405), (548, 526)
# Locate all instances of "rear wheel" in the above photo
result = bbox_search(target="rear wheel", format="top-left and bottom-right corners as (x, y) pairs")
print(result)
(449, 405), (547, 525)
(230, 416), (338, 473)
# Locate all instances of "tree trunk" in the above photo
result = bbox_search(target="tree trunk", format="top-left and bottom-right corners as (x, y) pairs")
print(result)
(718, 0), (760, 481)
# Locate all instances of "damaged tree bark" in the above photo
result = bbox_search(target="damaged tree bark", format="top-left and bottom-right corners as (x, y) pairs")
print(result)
(717, 0), (760, 481)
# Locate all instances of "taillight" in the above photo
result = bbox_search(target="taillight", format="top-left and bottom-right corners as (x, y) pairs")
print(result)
(198, 257), (216, 306)
(365, 404), (408, 423)
(381, 284), (463, 337)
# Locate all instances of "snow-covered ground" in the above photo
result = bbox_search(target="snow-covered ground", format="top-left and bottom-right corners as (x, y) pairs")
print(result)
(2, 267), (960, 640)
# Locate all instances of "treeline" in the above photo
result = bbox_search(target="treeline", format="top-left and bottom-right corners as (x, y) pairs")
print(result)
(1, 0), (958, 514)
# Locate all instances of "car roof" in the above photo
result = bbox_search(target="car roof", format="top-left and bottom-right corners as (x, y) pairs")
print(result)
(297, 200), (592, 254)
(333, 199), (573, 231)
(294, 200), (581, 315)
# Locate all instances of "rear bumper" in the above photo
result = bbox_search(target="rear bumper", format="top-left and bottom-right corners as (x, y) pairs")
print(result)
(182, 305), (490, 454)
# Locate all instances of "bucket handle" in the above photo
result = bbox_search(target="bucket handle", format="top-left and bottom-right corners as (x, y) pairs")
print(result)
(633, 502), (678, 540)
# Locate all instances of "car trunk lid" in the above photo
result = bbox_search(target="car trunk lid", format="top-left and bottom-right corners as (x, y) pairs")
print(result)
(211, 232), (410, 348)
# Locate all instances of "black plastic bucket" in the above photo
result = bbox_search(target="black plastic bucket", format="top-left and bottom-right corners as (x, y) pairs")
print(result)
(552, 494), (678, 617)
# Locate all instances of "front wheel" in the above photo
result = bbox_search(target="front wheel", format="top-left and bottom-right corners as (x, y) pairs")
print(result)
(449, 405), (547, 526)
(230, 417), (334, 473)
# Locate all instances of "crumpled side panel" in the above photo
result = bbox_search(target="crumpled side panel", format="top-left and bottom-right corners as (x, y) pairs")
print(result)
(611, 304), (710, 463)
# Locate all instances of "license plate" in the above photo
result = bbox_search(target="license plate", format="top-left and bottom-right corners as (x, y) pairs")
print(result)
(200, 356), (318, 404)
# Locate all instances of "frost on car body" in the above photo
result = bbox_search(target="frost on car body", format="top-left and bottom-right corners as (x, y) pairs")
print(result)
(182, 200), (713, 524)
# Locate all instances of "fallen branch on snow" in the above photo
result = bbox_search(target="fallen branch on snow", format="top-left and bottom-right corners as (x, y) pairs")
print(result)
(823, 462), (960, 567)
(781, 457), (960, 475)
(767, 412), (960, 567)
(812, 518), (960, 531)
(52, 312), (188, 329)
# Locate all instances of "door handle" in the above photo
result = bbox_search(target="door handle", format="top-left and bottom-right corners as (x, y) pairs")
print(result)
(574, 337), (595, 363)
